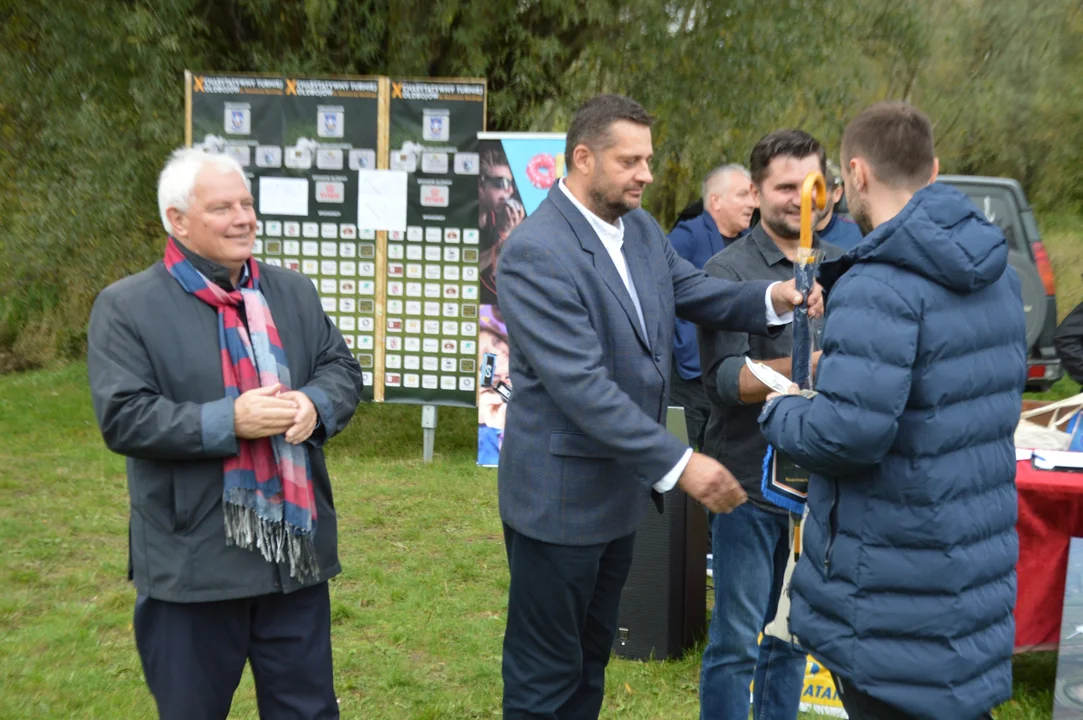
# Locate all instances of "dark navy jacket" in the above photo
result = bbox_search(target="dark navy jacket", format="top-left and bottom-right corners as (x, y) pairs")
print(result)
(668, 211), (735, 379)
(760, 183), (1027, 719)
(818, 213), (863, 251)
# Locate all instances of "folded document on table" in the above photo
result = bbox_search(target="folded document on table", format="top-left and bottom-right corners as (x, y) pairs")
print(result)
(1032, 450), (1083, 471)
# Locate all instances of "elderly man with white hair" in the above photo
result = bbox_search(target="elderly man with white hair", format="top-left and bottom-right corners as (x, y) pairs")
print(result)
(668, 164), (757, 453)
(87, 148), (363, 719)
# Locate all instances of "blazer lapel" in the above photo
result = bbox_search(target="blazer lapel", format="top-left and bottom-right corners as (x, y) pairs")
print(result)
(548, 186), (651, 350)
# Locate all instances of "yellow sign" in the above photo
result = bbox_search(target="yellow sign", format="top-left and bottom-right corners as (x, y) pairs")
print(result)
(750, 643), (846, 716)
(799, 656), (845, 714)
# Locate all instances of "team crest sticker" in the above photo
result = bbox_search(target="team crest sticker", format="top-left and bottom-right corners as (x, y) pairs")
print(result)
(224, 103), (251, 135)
(454, 152), (479, 175)
(349, 149), (376, 171)
(256, 146), (282, 168)
(317, 107), (345, 138)
(225, 145), (251, 167)
(316, 149), (344, 170)
(421, 152), (449, 174)
(422, 109), (451, 142)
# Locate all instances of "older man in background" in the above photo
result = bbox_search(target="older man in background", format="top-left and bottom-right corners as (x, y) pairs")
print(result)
(668, 164), (757, 451)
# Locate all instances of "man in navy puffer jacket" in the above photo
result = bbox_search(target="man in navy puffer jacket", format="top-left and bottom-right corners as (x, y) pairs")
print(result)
(759, 102), (1027, 719)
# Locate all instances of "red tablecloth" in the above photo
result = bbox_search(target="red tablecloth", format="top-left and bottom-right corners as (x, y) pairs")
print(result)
(1015, 459), (1083, 650)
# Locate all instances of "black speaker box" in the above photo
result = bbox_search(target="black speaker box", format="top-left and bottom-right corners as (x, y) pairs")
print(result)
(612, 407), (709, 661)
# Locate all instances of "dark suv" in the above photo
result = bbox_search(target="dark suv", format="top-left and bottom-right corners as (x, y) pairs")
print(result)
(837, 175), (1060, 390)
(937, 176), (1061, 391)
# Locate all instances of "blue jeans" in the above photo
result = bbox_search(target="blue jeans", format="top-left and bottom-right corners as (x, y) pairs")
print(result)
(699, 503), (806, 720)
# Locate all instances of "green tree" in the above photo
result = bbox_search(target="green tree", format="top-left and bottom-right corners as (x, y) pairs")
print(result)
(2, 0), (1081, 369)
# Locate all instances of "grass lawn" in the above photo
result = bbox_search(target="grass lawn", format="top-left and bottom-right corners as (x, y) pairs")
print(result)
(0, 362), (1067, 718)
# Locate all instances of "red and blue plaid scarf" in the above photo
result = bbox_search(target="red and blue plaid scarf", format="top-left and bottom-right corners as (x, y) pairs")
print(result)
(164, 237), (318, 580)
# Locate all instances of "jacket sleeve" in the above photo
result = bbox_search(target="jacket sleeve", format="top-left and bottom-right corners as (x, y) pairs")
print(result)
(1055, 300), (1083, 385)
(496, 235), (688, 483)
(697, 259), (753, 407)
(87, 288), (239, 461)
(665, 230), (774, 335)
(668, 225), (703, 376)
(672, 316), (701, 378)
(667, 223), (695, 262)
(759, 274), (919, 475)
(296, 279), (365, 446)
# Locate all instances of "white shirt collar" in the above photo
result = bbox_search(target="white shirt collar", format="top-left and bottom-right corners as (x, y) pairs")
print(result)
(558, 178), (624, 246)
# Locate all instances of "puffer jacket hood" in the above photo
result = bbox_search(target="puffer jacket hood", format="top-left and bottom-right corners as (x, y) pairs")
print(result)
(823, 182), (1008, 294)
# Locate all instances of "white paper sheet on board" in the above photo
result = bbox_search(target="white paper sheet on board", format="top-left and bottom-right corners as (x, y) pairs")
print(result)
(258, 177), (310, 217)
(357, 170), (408, 232)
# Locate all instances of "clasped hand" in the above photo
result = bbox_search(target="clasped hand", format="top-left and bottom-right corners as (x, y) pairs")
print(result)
(233, 383), (318, 445)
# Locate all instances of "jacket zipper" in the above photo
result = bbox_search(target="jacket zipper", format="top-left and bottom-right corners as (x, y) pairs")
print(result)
(823, 480), (840, 573)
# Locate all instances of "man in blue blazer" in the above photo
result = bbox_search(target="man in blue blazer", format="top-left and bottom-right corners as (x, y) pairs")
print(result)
(495, 94), (822, 720)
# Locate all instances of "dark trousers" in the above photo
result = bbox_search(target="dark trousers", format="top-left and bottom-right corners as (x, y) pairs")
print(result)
(832, 674), (994, 720)
(134, 581), (338, 720)
(502, 524), (637, 720)
(669, 370), (710, 451)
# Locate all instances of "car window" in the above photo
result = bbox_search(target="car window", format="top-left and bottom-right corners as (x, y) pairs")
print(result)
(946, 184), (1028, 253)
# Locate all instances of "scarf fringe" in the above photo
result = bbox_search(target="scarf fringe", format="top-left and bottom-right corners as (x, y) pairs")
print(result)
(164, 238), (318, 584)
(224, 501), (319, 581)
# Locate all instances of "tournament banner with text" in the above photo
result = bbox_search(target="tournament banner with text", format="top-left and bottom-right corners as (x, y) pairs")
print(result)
(381, 78), (487, 407)
(186, 72), (381, 401)
(475, 133), (566, 467)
